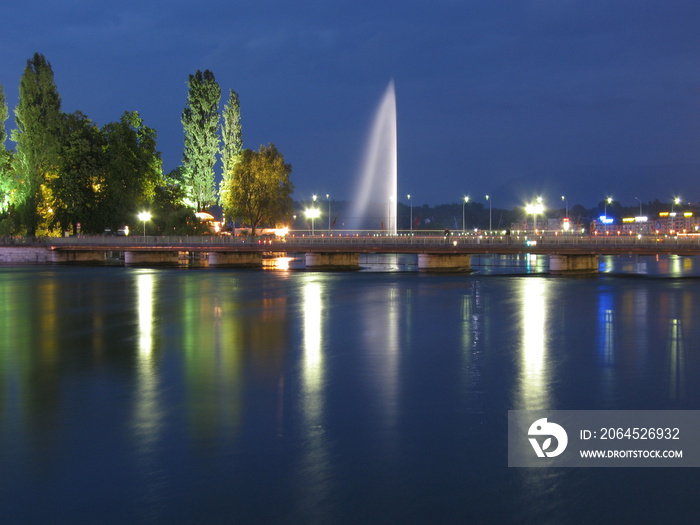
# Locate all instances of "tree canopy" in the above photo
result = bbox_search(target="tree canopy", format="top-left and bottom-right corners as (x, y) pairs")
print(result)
(0, 83), (13, 217)
(181, 69), (220, 211)
(11, 53), (63, 235)
(219, 88), (242, 217)
(223, 144), (293, 235)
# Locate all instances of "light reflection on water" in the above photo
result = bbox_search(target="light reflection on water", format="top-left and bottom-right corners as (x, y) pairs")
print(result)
(0, 267), (699, 522)
(517, 278), (549, 410)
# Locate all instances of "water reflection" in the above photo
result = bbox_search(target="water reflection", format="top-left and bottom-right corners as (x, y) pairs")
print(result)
(598, 292), (615, 366)
(301, 276), (325, 419)
(667, 319), (685, 400)
(516, 278), (550, 410)
(359, 281), (400, 437)
(133, 272), (160, 448)
(298, 275), (332, 520)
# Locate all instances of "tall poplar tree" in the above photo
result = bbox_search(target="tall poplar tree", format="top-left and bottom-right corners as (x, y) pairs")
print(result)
(11, 53), (63, 235)
(0, 83), (13, 214)
(181, 69), (220, 211)
(219, 88), (243, 220)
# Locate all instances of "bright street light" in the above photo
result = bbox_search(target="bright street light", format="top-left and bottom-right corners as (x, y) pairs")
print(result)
(485, 195), (492, 231)
(463, 196), (469, 233)
(672, 197), (681, 213)
(525, 199), (544, 230)
(138, 211), (151, 236)
(305, 208), (320, 235)
(561, 195), (568, 218)
(407, 194), (412, 234)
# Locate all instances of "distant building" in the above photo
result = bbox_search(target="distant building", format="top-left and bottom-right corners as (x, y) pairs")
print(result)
(591, 211), (700, 236)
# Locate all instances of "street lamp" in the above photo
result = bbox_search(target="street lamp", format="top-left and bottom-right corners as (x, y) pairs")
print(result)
(387, 195), (395, 234)
(305, 208), (320, 235)
(407, 194), (412, 234)
(485, 195), (492, 231)
(672, 197), (681, 213)
(463, 196), (469, 233)
(526, 199), (544, 231)
(604, 196), (612, 216)
(326, 194), (331, 232)
(138, 211), (151, 236)
(561, 195), (568, 218)
(634, 196), (642, 217)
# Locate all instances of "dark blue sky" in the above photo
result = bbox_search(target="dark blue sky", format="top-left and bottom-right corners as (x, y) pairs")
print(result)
(2, 0), (700, 210)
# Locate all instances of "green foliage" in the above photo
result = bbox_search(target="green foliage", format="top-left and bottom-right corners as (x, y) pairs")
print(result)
(11, 53), (63, 235)
(0, 83), (14, 214)
(150, 169), (202, 235)
(219, 89), (242, 213)
(50, 111), (105, 234)
(99, 111), (163, 230)
(181, 70), (220, 211)
(224, 143), (294, 235)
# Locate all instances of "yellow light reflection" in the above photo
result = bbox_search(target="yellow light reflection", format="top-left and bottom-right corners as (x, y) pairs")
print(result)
(137, 272), (154, 355)
(302, 277), (324, 413)
(262, 256), (295, 270)
(299, 276), (330, 508)
(133, 271), (162, 455)
(517, 278), (549, 410)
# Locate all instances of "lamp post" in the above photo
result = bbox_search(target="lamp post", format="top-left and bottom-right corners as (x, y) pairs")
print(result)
(388, 195), (394, 235)
(485, 195), (492, 231)
(561, 195), (568, 218)
(634, 196), (642, 217)
(462, 196), (469, 233)
(604, 196), (612, 216)
(407, 194), (412, 234)
(305, 208), (320, 235)
(672, 197), (680, 213)
(326, 194), (330, 232)
(526, 198), (544, 231)
(138, 211), (151, 237)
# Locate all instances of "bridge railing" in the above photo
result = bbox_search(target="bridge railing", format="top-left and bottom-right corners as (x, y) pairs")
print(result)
(5, 233), (700, 250)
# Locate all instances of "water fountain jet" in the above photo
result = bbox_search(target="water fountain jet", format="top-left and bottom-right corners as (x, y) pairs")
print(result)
(348, 81), (397, 234)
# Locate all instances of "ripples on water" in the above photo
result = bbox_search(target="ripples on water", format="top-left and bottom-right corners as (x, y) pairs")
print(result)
(1, 256), (699, 523)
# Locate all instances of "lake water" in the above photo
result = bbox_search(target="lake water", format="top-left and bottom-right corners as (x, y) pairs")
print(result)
(1, 256), (700, 523)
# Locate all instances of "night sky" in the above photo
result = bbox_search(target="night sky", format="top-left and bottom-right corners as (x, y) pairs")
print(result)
(2, 1), (700, 210)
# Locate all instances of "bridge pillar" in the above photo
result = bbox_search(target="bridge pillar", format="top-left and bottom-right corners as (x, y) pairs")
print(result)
(208, 252), (263, 268)
(305, 252), (360, 270)
(124, 251), (180, 265)
(417, 253), (471, 272)
(50, 250), (106, 263)
(549, 254), (599, 274)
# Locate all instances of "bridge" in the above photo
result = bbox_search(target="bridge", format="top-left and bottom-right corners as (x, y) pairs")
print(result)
(2, 233), (700, 273)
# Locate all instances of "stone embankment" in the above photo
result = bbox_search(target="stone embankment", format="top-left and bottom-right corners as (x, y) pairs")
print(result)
(0, 244), (106, 263)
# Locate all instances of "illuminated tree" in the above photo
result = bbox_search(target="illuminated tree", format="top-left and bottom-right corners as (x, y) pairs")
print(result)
(219, 88), (242, 217)
(224, 143), (293, 235)
(11, 53), (63, 235)
(0, 83), (13, 216)
(181, 69), (220, 211)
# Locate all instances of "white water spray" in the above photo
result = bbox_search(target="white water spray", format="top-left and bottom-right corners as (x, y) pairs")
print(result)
(349, 81), (397, 234)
